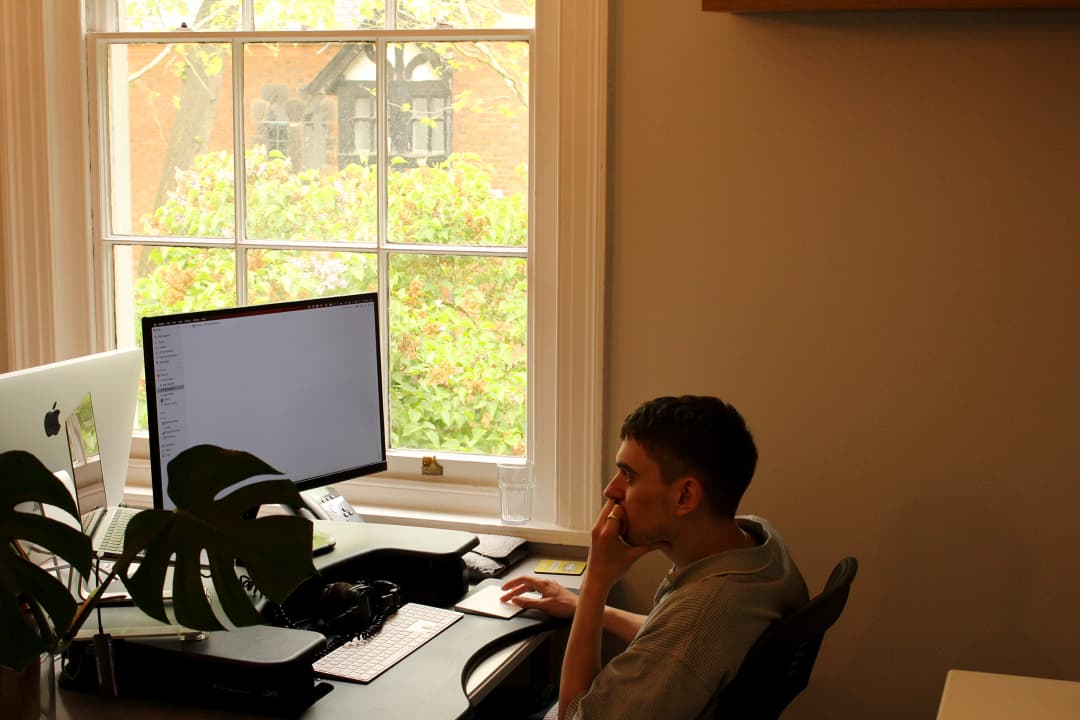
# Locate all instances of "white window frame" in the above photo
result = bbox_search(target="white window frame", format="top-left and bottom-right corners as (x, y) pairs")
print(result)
(3, 0), (606, 544)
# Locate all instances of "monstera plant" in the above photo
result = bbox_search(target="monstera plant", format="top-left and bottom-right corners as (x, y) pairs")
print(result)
(0, 444), (319, 673)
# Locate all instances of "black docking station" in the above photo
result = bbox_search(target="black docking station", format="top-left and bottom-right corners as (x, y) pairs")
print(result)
(60, 624), (330, 717)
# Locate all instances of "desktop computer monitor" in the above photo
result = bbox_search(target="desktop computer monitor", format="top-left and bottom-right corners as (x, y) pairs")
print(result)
(142, 293), (387, 513)
(0, 348), (142, 513)
(1, 351), (140, 587)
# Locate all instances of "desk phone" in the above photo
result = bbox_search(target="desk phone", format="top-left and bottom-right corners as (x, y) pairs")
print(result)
(300, 486), (363, 522)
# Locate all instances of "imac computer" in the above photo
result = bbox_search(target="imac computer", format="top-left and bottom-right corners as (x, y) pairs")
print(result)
(1, 350), (141, 591)
(141, 293), (386, 522)
(0, 348), (142, 512)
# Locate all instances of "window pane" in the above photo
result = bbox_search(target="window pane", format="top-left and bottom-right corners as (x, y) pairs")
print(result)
(119, 1), (533, 31)
(397, 0), (534, 29)
(109, 42), (234, 239)
(387, 41), (528, 247)
(247, 249), (378, 304)
(389, 253), (526, 456)
(115, 244), (236, 428)
(120, 1), (240, 31)
(354, 97), (375, 155)
(244, 43), (378, 243)
(129, 246), (237, 318)
(253, 0), (384, 30)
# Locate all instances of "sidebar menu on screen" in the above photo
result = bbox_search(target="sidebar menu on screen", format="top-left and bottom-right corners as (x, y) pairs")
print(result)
(149, 324), (187, 475)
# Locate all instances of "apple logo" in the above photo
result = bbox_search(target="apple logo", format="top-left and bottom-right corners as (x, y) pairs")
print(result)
(43, 402), (61, 437)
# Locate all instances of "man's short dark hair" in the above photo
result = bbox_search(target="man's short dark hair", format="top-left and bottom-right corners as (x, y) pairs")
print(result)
(619, 395), (757, 518)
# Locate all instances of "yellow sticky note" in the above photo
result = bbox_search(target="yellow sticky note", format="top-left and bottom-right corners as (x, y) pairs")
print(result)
(535, 558), (586, 575)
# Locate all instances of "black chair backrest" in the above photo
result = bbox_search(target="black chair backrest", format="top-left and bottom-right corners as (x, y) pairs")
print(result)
(712, 556), (858, 720)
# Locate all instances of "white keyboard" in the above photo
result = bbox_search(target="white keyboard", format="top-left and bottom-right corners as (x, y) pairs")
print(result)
(313, 603), (463, 683)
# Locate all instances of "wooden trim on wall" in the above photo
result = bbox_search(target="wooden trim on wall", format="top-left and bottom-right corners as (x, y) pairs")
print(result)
(550, 0), (609, 534)
(704, 1), (1080, 10)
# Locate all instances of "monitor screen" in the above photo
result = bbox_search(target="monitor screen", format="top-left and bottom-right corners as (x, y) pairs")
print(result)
(142, 293), (387, 511)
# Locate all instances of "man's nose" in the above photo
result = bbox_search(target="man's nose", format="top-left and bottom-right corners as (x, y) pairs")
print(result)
(603, 474), (624, 500)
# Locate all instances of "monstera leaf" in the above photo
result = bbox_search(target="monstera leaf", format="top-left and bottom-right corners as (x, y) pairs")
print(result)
(119, 444), (317, 631)
(0, 451), (93, 671)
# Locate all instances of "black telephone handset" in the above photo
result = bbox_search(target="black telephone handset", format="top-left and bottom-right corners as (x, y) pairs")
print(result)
(318, 579), (403, 638)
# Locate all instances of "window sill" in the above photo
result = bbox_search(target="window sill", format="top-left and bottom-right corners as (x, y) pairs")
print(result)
(124, 457), (589, 546)
(350, 505), (590, 546)
(337, 473), (590, 545)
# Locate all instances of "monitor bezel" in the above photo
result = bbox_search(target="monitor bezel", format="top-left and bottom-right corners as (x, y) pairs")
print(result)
(141, 292), (387, 510)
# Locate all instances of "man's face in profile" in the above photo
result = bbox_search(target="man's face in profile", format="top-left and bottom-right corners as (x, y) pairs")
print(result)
(604, 439), (678, 547)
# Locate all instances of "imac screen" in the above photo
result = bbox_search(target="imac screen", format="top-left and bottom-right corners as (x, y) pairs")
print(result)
(142, 293), (386, 510)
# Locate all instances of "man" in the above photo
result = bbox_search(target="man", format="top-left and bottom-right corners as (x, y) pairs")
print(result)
(501, 396), (808, 720)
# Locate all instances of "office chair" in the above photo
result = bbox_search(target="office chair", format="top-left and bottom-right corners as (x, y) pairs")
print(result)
(712, 556), (858, 719)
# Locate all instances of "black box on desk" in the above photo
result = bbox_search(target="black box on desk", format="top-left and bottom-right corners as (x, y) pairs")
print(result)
(60, 625), (329, 717)
(298, 522), (478, 609)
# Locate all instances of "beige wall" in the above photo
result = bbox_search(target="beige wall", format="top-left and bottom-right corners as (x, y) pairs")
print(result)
(607, 3), (1080, 719)
(0, 169), (8, 374)
(0, 31), (8, 375)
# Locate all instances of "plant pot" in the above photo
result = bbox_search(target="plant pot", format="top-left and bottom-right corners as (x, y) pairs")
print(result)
(0, 653), (56, 720)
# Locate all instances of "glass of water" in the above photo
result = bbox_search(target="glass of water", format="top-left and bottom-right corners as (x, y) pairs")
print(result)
(498, 461), (534, 525)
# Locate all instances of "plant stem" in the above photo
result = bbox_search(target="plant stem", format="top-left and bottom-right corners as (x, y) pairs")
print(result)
(61, 551), (137, 649)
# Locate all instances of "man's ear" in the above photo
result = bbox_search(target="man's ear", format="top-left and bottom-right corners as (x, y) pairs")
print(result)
(672, 476), (704, 517)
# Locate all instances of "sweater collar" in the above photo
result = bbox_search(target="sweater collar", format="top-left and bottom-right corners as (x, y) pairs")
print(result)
(659, 515), (775, 594)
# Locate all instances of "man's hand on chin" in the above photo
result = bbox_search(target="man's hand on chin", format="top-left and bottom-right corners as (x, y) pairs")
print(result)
(586, 500), (661, 590)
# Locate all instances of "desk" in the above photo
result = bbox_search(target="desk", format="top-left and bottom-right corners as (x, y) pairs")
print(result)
(936, 670), (1080, 720)
(56, 523), (575, 720)
(59, 608), (561, 720)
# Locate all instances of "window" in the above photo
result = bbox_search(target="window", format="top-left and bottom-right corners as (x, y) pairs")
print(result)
(253, 85), (295, 158)
(94, 3), (532, 457)
(6, 0), (605, 539)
